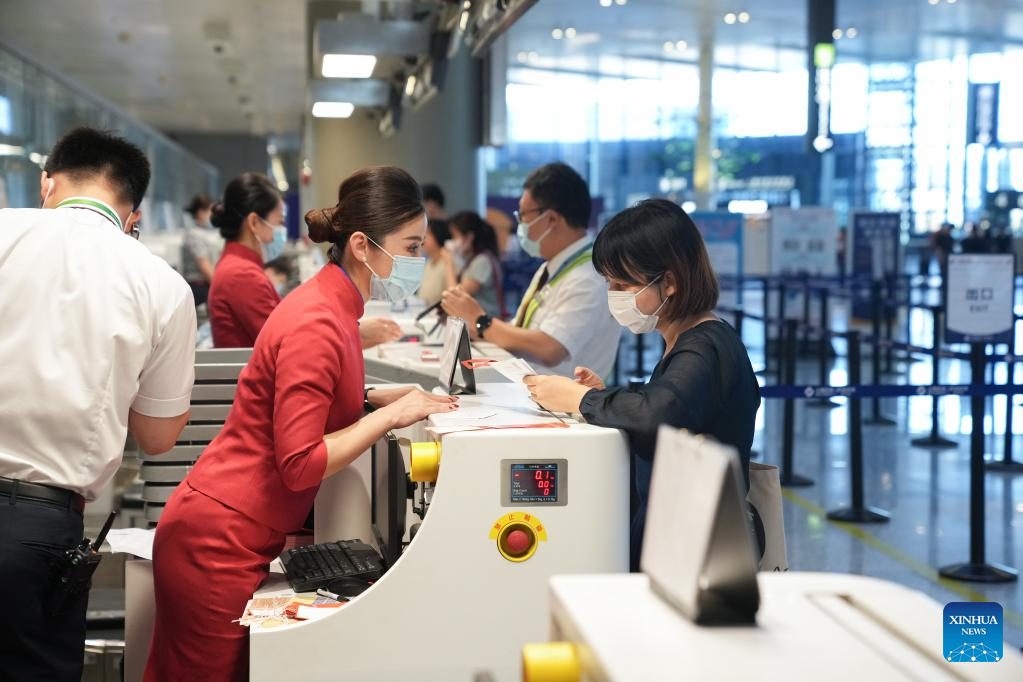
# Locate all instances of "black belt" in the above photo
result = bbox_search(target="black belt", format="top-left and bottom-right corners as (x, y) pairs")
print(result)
(0, 477), (85, 514)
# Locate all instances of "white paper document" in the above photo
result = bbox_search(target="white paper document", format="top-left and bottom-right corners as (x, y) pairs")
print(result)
(488, 357), (538, 385)
(104, 527), (156, 559)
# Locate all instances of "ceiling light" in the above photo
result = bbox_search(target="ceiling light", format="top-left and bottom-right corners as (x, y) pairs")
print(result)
(463, 0), (471, 8)
(663, 41), (675, 51)
(311, 101), (355, 118)
(676, 40), (688, 50)
(565, 27), (577, 39)
(322, 54), (377, 79)
(724, 12), (737, 24)
(517, 51), (528, 62)
(846, 27), (858, 38)
(552, 28), (564, 39)
(738, 11), (750, 23)
(600, 0), (612, 6)
(928, 0), (939, 4)
(832, 28), (843, 39)
(459, 10), (470, 31)
(947, 0), (957, 4)
(405, 74), (417, 97)
(528, 51), (539, 62)
(615, 0), (627, 5)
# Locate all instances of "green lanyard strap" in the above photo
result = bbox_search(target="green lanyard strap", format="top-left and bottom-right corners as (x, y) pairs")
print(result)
(55, 197), (123, 231)
(520, 248), (593, 329)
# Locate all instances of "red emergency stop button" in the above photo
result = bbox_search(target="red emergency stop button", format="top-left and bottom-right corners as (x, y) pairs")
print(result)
(498, 522), (538, 562)
(506, 529), (531, 555)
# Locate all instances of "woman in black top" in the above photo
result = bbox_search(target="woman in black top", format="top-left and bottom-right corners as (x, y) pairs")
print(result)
(525, 199), (760, 570)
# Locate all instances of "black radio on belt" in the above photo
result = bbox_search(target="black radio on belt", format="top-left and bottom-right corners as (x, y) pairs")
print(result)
(46, 510), (117, 615)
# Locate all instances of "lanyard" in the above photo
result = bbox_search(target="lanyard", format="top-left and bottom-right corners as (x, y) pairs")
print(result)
(519, 246), (593, 329)
(55, 197), (123, 231)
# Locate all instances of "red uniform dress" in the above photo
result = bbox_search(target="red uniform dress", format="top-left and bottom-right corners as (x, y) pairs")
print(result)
(145, 264), (365, 681)
(208, 241), (280, 348)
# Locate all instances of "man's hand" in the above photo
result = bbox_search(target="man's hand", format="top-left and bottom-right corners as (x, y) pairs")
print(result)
(440, 287), (485, 326)
(360, 317), (403, 349)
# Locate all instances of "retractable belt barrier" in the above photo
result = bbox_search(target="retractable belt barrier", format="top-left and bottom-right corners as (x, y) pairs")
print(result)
(706, 291), (1022, 584)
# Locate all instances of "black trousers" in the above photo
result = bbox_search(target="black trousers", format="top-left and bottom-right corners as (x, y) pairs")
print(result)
(0, 497), (88, 682)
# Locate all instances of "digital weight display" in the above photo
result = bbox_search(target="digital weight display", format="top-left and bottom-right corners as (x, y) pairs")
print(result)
(510, 462), (559, 503)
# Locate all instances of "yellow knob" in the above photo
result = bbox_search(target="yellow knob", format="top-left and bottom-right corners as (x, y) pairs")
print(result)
(522, 642), (580, 682)
(410, 441), (441, 482)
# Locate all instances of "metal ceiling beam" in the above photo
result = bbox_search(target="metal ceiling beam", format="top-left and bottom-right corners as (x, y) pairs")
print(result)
(308, 78), (392, 106)
(314, 15), (431, 57)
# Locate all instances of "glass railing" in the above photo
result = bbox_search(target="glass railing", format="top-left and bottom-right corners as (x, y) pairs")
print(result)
(0, 37), (217, 231)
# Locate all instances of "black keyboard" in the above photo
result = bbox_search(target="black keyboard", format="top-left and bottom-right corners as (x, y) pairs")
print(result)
(280, 539), (384, 593)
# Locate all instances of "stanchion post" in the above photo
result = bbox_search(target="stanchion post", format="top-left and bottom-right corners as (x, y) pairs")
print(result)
(734, 308), (745, 344)
(801, 273), (811, 349)
(988, 319), (1023, 472)
(760, 277), (772, 376)
(883, 279), (896, 374)
(911, 306), (958, 449)
(809, 284), (839, 409)
(780, 319), (813, 487)
(866, 279), (896, 425)
(827, 330), (890, 523)
(939, 343), (1018, 582)
(774, 281), (788, 379)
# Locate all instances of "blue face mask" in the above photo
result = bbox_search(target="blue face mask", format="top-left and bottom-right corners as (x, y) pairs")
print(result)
(261, 220), (288, 262)
(516, 210), (553, 259)
(364, 236), (426, 303)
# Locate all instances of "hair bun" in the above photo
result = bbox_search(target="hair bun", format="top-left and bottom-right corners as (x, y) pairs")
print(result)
(305, 207), (338, 243)
(209, 202), (228, 229)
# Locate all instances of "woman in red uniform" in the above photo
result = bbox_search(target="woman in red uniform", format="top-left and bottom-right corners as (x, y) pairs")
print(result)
(207, 172), (284, 348)
(145, 167), (457, 681)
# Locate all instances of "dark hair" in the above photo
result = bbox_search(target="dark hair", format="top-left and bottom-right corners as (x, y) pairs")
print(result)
(185, 193), (213, 217)
(449, 211), (498, 259)
(304, 166), (425, 264)
(523, 162), (591, 229)
(593, 199), (719, 321)
(44, 127), (150, 210)
(263, 255), (295, 278)
(421, 183), (445, 208)
(210, 173), (280, 241)
(427, 218), (451, 245)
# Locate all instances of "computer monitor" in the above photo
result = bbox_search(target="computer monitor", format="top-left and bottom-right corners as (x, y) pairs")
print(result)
(371, 433), (407, 568)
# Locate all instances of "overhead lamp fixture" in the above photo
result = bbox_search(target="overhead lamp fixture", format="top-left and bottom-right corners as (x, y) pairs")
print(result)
(517, 51), (528, 62)
(600, 0), (612, 6)
(738, 11), (750, 23)
(832, 28), (843, 40)
(322, 54), (377, 78)
(459, 10), (470, 31)
(724, 12), (737, 24)
(928, 0), (939, 4)
(615, 0), (627, 5)
(405, 74), (417, 97)
(565, 27), (577, 39)
(311, 101), (355, 118)
(552, 28), (564, 40)
(676, 40), (688, 50)
(846, 27), (858, 38)
(663, 41), (675, 52)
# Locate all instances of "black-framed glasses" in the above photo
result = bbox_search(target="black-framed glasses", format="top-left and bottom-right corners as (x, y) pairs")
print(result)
(513, 207), (549, 224)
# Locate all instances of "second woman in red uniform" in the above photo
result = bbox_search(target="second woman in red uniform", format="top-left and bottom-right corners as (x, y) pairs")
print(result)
(146, 167), (457, 681)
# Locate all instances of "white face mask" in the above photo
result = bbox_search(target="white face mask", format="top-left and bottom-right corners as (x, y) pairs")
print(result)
(607, 275), (668, 334)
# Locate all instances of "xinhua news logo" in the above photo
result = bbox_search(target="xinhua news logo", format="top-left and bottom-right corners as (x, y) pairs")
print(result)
(944, 602), (1003, 663)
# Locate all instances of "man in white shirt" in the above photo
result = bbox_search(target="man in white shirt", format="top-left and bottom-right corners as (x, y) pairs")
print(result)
(441, 163), (620, 379)
(0, 127), (196, 680)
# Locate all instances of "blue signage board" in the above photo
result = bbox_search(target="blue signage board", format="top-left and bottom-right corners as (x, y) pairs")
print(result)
(850, 212), (901, 320)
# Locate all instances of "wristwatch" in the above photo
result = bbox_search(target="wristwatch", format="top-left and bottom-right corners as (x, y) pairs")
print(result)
(363, 387), (375, 412)
(475, 314), (493, 338)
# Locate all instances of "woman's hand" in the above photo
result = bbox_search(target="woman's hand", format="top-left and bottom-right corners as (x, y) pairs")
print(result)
(360, 317), (403, 349)
(441, 287), (485, 326)
(573, 366), (605, 391)
(522, 375), (592, 414)
(366, 385), (416, 410)
(380, 389), (459, 429)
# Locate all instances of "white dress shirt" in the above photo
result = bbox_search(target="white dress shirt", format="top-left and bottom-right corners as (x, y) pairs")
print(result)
(0, 204), (196, 499)
(523, 235), (621, 378)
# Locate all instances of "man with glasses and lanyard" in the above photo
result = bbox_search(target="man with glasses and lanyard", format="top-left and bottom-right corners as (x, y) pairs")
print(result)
(0, 127), (196, 680)
(442, 162), (619, 380)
